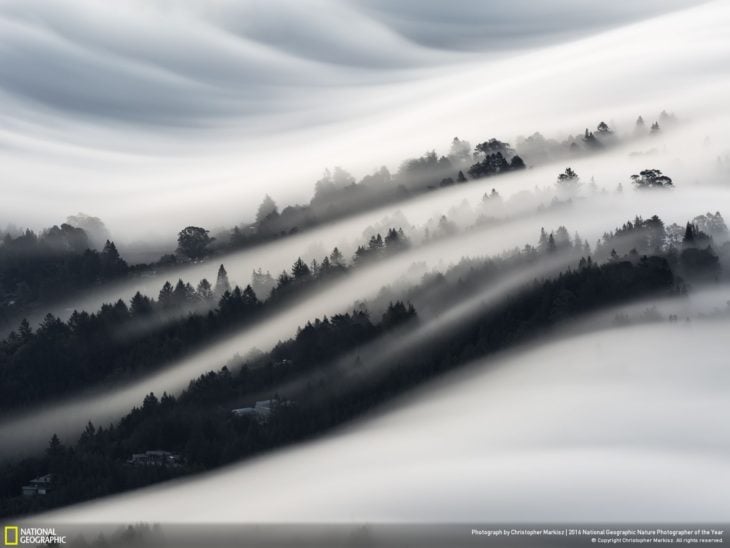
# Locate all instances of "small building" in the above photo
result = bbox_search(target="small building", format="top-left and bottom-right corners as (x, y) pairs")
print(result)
(22, 474), (53, 496)
(127, 450), (181, 467)
(231, 399), (275, 422)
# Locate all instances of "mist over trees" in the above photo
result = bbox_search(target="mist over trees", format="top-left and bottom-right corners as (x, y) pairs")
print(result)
(2, 200), (728, 518)
(2, 210), (701, 517)
(0, 225), (414, 411)
(0, 227), (129, 325)
(1, 103), (717, 522)
(0, 112), (675, 333)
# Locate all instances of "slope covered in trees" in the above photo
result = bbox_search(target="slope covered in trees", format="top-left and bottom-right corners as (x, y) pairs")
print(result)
(1, 210), (719, 518)
(0, 228), (411, 412)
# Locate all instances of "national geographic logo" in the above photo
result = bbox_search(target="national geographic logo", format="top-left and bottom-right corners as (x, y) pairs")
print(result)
(2, 527), (17, 546)
(3, 526), (66, 545)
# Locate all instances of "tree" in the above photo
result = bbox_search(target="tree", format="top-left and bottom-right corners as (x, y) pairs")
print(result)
(251, 269), (276, 300)
(510, 155), (526, 170)
(130, 291), (153, 315)
(215, 264), (231, 296)
(368, 234), (384, 253)
(538, 227), (549, 253)
(158, 281), (174, 309)
(554, 226), (571, 248)
(196, 279), (213, 301)
(173, 279), (195, 305)
(448, 137), (472, 166)
(596, 121), (612, 135)
(241, 285), (259, 308)
(556, 167), (581, 193)
(384, 228), (407, 250)
(66, 213), (111, 250)
(582, 129), (601, 148)
(256, 195), (278, 223)
(330, 247), (344, 266)
(474, 139), (514, 159)
(692, 212), (728, 239)
(291, 258), (311, 279)
(313, 167), (356, 200)
(100, 240), (127, 277)
(46, 433), (63, 458)
(635, 116), (645, 134)
(18, 318), (32, 340)
(630, 169), (673, 190)
(645, 215), (666, 252)
(177, 227), (213, 259)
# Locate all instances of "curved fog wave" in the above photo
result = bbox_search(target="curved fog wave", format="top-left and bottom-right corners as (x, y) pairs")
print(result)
(38, 320), (730, 523)
(0, 1), (728, 238)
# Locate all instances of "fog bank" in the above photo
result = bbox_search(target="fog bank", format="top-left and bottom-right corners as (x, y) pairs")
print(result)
(37, 319), (730, 523)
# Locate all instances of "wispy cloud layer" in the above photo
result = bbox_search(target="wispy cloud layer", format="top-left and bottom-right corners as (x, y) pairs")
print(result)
(0, 0), (725, 241)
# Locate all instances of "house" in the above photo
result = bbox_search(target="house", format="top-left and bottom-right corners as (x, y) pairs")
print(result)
(22, 474), (53, 496)
(231, 399), (276, 422)
(127, 450), (181, 467)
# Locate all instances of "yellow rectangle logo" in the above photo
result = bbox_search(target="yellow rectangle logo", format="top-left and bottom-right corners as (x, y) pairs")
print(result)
(3, 526), (19, 546)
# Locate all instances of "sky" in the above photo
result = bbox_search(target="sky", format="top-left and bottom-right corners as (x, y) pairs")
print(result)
(0, 0), (723, 246)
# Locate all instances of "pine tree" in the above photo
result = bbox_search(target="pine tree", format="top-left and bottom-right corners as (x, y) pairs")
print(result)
(158, 281), (174, 308)
(291, 257), (311, 279)
(196, 279), (213, 301)
(215, 264), (231, 296)
(330, 247), (344, 265)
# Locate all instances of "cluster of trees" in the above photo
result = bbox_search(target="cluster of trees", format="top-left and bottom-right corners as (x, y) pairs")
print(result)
(553, 166), (675, 197)
(0, 265), (259, 412)
(0, 228), (410, 411)
(353, 228), (409, 263)
(630, 169), (673, 190)
(594, 213), (726, 280)
(225, 137), (525, 253)
(1, 234), (688, 516)
(0, 226), (128, 324)
(514, 112), (671, 165)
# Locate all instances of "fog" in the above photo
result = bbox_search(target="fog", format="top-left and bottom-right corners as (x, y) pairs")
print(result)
(1, 0), (727, 242)
(35, 319), (730, 524)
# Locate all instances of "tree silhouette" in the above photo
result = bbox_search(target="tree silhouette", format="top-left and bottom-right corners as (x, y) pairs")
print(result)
(630, 169), (673, 190)
(177, 226), (213, 259)
(256, 195), (278, 223)
(291, 258), (311, 279)
(215, 264), (231, 296)
(596, 121), (612, 135)
(556, 167), (581, 192)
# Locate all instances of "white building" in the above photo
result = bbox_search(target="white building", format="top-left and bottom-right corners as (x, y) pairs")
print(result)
(22, 474), (53, 496)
